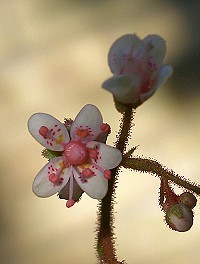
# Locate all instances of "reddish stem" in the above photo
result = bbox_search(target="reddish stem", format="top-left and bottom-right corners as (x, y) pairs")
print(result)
(96, 105), (134, 263)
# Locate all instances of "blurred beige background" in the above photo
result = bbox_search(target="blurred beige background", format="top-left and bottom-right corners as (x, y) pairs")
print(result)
(1, 1), (200, 264)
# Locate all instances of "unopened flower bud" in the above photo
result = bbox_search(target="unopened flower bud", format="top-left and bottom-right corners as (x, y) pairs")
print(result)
(165, 204), (193, 232)
(179, 192), (197, 209)
(102, 34), (173, 108)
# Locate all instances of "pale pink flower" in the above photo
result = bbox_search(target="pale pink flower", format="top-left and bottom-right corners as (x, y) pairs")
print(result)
(28, 104), (122, 207)
(102, 34), (173, 106)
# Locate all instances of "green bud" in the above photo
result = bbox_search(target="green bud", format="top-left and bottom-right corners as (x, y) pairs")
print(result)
(165, 204), (193, 232)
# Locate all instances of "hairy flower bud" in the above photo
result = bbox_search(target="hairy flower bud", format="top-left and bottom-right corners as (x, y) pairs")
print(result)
(179, 192), (197, 209)
(165, 204), (193, 232)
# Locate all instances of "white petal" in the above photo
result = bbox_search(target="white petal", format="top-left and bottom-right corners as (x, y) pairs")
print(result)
(32, 157), (71, 197)
(70, 104), (103, 142)
(108, 34), (141, 74)
(102, 75), (141, 104)
(143, 35), (166, 67)
(73, 165), (108, 199)
(154, 65), (173, 88)
(28, 113), (70, 151)
(140, 65), (173, 103)
(87, 141), (122, 169)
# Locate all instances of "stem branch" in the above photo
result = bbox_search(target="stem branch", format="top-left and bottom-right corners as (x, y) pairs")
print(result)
(122, 157), (200, 194)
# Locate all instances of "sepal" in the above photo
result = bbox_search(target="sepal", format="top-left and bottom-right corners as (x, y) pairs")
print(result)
(113, 96), (130, 114)
(42, 148), (62, 160)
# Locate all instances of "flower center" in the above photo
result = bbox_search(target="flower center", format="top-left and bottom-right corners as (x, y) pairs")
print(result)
(63, 141), (88, 165)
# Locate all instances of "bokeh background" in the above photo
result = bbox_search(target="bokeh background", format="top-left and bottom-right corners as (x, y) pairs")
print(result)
(1, 1), (200, 263)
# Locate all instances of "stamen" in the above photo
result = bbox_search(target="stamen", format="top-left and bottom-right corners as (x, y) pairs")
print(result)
(39, 126), (49, 137)
(141, 79), (151, 93)
(104, 170), (111, 180)
(66, 176), (75, 208)
(82, 168), (94, 178)
(48, 161), (66, 184)
(100, 123), (110, 133)
(69, 175), (73, 200)
(89, 148), (98, 159)
(49, 173), (59, 183)
(76, 129), (89, 138)
(39, 125), (65, 147)
(66, 199), (75, 208)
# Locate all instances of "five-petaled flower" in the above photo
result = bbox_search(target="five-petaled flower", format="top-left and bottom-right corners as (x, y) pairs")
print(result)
(102, 34), (173, 107)
(28, 104), (122, 207)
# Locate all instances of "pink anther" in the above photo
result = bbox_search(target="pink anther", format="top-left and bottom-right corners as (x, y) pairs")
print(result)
(100, 123), (110, 133)
(104, 170), (111, 180)
(89, 148), (98, 159)
(49, 173), (59, 183)
(39, 126), (49, 137)
(82, 168), (94, 178)
(66, 199), (75, 208)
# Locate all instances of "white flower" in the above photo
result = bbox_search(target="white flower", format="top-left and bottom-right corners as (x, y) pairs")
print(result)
(28, 104), (122, 207)
(102, 34), (173, 106)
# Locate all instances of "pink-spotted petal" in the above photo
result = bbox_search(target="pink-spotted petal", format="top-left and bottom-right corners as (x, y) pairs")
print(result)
(73, 165), (108, 199)
(32, 157), (71, 197)
(140, 65), (173, 103)
(28, 113), (70, 151)
(143, 35), (166, 68)
(87, 141), (122, 169)
(108, 34), (142, 74)
(153, 65), (173, 89)
(70, 104), (103, 143)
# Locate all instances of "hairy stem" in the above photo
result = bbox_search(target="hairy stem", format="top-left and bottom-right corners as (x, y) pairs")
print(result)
(96, 106), (134, 263)
(121, 157), (200, 194)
